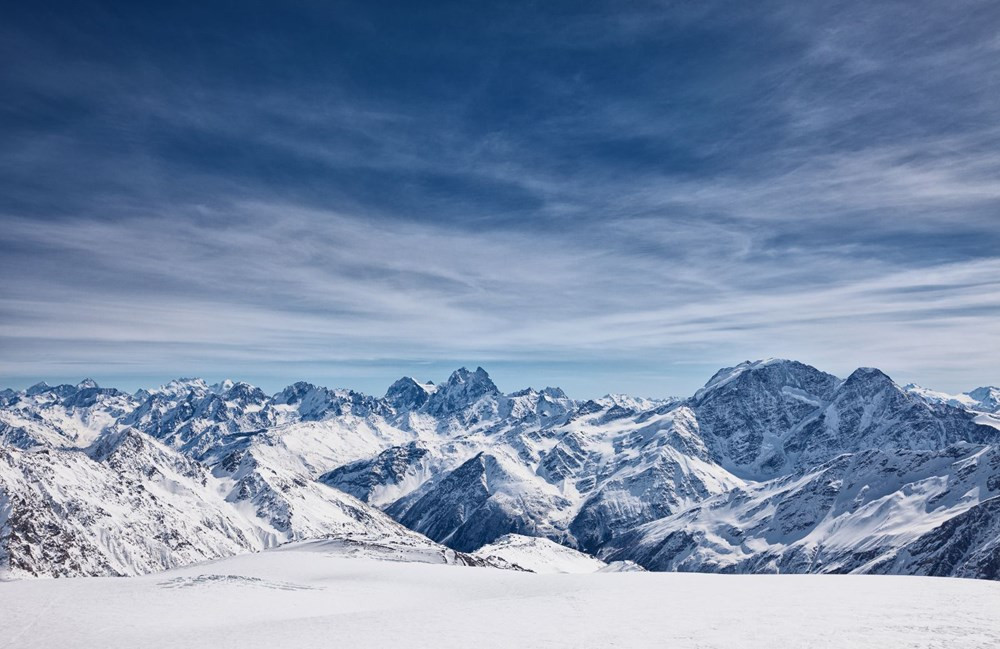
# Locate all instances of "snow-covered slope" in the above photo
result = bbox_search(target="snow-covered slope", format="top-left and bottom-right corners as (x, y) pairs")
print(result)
(0, 428), (457, 578)
(0, 431), (260, 577)
(604, 443), (1000, 579)
(2, 545), (998, 649)
(471, 533), (609, 573)
(906, 384), (1000, 414)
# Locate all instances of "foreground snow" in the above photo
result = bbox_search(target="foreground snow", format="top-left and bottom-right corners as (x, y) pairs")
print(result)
(2, 542), (998, 649)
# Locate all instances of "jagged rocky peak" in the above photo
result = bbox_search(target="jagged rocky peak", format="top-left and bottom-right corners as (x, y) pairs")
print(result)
(219, 381), (267, 404)
(447, 366), (498, 394)
(25, 381), (52, 396)
(424, 367), (500, 416)
(831, 366), (922, 412)
(16, 378), (128, 409)
(787, 365), (997, 468)
(392, 451), (542, 552)
(503, 385), (575, 421)
(272, 381), (319, 405)
(157, 377), (211, 398)
(968, 386), (1000, 412)
(841, 366), (895, 389)
(272, 381), (342, 419)
(273, 381), (390, 420)
(385, 376), (436, 412)
(319, 441), (431, 504)
(598, 393), (669, 413)
(210, 378), (235, 393)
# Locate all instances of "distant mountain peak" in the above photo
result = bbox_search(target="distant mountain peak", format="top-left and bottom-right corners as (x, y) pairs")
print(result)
(445, 366), (494, 386)
(159, 377), (210, 396)
(842, 366), (895, 388)
(695, 358), (835, 403)
(25, 381), (51, 396)
(210, 378), (235, 393)
(423, 367), (500, 417)
(385, 376), (436, 411)
(968, 386), (1000, 412)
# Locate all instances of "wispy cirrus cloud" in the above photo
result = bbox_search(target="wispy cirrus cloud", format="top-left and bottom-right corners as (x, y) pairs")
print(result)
(1, 0), (998, 396)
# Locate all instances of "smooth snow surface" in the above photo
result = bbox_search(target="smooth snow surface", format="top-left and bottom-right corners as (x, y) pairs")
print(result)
(1, 544), (998, 649)
(472, 533), (608, 573)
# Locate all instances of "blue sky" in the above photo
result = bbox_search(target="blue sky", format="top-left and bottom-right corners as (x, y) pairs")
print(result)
(1, 1), (999, 398)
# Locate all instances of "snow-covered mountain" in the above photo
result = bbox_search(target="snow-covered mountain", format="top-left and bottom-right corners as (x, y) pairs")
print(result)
(603, 444), (1000, 579)
(0, 423), (459, 578)
(905, 383), (1000, 414)
(1, 361), (997, 580)
(471, 533), (644, 573)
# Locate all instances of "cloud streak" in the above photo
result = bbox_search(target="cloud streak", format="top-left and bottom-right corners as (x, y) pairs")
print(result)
(1, 0), (999, 396)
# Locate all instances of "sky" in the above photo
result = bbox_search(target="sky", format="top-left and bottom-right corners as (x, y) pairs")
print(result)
(1, 0), (999, 398)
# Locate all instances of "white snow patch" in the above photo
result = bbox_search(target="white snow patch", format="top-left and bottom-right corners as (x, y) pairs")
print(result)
(1, 545), (998, 649)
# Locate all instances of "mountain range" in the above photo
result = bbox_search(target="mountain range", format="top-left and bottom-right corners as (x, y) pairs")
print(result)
(1, 359), (998, 579)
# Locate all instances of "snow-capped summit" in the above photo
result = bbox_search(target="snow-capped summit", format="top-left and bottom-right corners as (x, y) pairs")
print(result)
(501, 386), (576, 422)
(25, 381), (51, 396)
(471, 534), (608, 573)
(160, 377), (211, 392)
(220, 381), (267, 404)
(384, 377), (436, 412)
(121, 379), (274, 459)
(423, 367), (500, 418)
(968, 386), (1000, 413)
(272, 382), (391, 421)
(903, 383), (1000, 420)
(687, 359), (840, 477)
(210, 378), (235, 393)
(791, 366), (995, 469)
(903, 383), (980, 410)
(598, 393), (671, 413)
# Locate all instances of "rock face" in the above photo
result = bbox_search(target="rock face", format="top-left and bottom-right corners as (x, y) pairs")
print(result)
(390, 452), (554, 552)
(688, 359), (841, 477)
(423, 367), (500, 420)
(789, 368), (995, 467)
(384, 378), (435, 412)
(1, 360), (998, 580)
